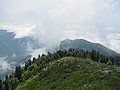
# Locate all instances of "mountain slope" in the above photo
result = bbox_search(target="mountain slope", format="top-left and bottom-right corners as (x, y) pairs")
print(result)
(60, 39), (119, 56)
(0, 29), (41, 60)
(16, 57), (120, 90)
(0, 29), (42, 79)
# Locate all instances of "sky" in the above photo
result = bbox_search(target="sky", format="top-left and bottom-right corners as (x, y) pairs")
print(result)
(0, 0), (120, 53)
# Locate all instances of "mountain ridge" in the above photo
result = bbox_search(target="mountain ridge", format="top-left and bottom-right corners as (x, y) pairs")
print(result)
(16, 57), (120, 90)
(1, 47), (120, 90)
(0, 29), (40, 80)
(59, 39), (119, 56)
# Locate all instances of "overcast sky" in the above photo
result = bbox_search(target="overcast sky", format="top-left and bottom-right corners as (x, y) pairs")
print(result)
(0, 0), (120, 53)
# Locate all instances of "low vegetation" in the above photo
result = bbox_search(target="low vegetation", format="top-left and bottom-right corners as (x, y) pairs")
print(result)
(0, 49), (120, 90)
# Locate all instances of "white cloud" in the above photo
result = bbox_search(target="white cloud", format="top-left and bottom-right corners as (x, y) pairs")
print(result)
(109, 39), (120, 53)
(0, 0), (120, 53)
(30, 48), (47, 59)
(11, 53), (16, 58)
(0, 57), (12, 72)
(26, 43), (47, 58)
(0, 24), (35, 38)
(116, 34), (120, 37)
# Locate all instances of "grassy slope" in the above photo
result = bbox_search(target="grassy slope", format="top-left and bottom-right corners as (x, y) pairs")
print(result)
(16, 57), (120, 90)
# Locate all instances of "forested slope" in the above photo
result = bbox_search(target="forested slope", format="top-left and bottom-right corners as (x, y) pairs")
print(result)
(0, 49), (120, 90)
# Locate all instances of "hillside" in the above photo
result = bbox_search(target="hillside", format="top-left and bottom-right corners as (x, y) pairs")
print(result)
(16, 57), (120, 90)
(60, 39), (119, 56)
(0, 29), (41, 60)
(1, 49), (120, 90)
(0, 29), (42, 79)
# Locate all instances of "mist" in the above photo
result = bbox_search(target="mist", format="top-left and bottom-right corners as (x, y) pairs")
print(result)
(0, 57), (13, 79)
(0, 0), (120, 54)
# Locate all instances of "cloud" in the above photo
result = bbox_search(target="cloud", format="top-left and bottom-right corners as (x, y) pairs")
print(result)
(109, 39), (120, 53)
(26, 43), (47, 58)
(30, 48), (47, 58)
(116, 34), (120, 37)
(0, 24), (35, 38)
(0, 57), (12, 72)
(11, 53), (16, 58)
(1, 0), (120, 26)
(0, 0), (120, 53)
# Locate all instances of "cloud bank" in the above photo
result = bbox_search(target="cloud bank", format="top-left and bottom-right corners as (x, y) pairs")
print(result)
(0, 57), (12, 73)
(0, 24), (35, 38)
(0, 0), (120, 53)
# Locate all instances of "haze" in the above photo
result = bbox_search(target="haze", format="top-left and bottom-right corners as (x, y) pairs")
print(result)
(0, 0), (120, 53)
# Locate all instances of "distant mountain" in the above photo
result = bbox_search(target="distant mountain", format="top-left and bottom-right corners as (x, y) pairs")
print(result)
(59, 39), (119, 56)
(0, 29), (42, 79)
(0, 30), (27, 60)
(0, 29), (42, 61)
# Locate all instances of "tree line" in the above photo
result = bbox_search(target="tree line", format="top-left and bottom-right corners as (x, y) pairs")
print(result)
(0, 48), (120, 90)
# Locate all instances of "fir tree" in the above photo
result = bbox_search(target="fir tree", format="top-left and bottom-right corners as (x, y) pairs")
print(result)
(91, 50), (97, 61)
(0, 79), (3, 90)
(4, 80), (9, 90)
(15, 66), (22, 81)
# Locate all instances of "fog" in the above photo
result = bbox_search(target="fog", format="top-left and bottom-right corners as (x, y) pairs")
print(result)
(0, 57), (12, 73)
(0, 0), (120, 54)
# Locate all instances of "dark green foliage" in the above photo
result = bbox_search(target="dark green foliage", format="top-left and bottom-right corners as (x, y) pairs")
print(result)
(9, 75), (13, 79)
(0, 79), (3, 90)
(15, 66), (22, 81)
(38, 54), (40, 58)
(96, 51), (100, 61)
(4, 80), (9, 90)
(107, 60), (113, 65)
(5, 75), (8, 80)
(25, 59), (32, 71)
(91, 50), (97, 61)
(32, 57), (36, 63)
(29, 63), (37, 71)
(56, 50), (64, 58)
(84, 52), (87, 58)
(9, 78), (19, 90)
(53, 53), (61, 60)
(16, 57), (120, 90)
(24, 62), (28, 71)
(27, 59), (32, 66)
(2, 48), (120, 90)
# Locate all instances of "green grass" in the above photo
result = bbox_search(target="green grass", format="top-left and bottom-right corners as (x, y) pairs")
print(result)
(16, 57), (120, 90)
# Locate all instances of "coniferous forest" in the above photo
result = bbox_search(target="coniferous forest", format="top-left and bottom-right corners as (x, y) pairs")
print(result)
(0, 49), (120, 90)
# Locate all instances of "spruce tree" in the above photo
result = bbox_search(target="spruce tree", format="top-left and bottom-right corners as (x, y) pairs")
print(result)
(91, 50), (97, 61)
(96, 51), (100, 61)
(4, 80), (9, 90)
(0, 79), (3, 90)
(15, 66), (22, 81)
